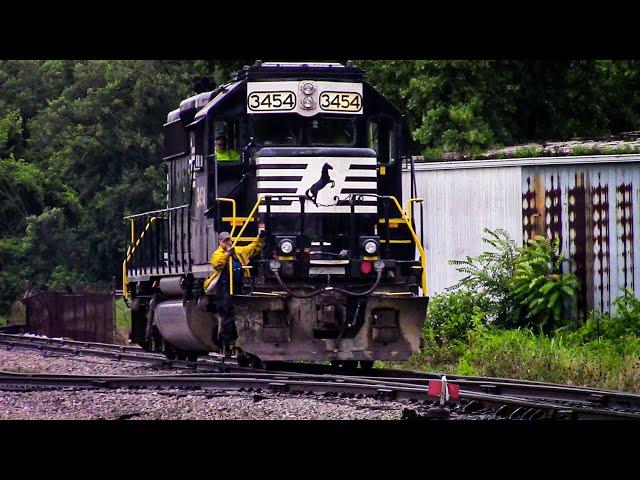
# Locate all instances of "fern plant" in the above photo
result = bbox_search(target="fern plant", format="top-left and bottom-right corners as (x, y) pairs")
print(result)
(448, 229), (580, 332)
(509, 236), (580, 333)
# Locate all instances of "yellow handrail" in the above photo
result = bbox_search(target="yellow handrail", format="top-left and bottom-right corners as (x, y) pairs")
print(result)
(228, 196), (265, 295)
(122, 216), (157, 301)
(216, 197), (238, 238)
(387, 196), (428, 296)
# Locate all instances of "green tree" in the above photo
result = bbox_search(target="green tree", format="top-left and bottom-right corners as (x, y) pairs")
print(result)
(26, 61), (201, 281)
(361, 60), (640, 157)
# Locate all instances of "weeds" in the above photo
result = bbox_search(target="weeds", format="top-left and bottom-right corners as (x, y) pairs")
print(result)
(114, 298), (131, 344)
(402, 228), (640, 392)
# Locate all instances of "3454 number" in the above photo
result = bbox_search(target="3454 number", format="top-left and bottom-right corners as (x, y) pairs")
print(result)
(319, 92), (362, 112)
(248, 91), (296, 111)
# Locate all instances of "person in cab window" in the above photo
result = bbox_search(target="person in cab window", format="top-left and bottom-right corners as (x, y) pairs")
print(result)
(215, 136), (240, 161)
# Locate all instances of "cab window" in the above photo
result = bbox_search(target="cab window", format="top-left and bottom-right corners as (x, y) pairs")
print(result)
(367, 116), (395, 164)
(212, 119), (240, 161)
(309, 117), (355, 146)
(253, 115), (302, 146)
(367, 121), (378, 151)
(252, 114), (355, 147)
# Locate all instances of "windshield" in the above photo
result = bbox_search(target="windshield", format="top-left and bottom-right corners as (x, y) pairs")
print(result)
(253, 115), (302, 146)
(253, 114), (355, 147)
(309, 117), (354, 145)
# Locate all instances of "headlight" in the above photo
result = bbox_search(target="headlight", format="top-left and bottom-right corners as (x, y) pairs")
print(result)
(364, 240), (378, 254)
(279, 239), (294, 254)
(301, 96), (315, 109)
(301, 82), (315, 95)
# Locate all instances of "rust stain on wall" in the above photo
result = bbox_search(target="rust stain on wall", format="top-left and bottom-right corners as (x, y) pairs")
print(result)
(522, 173), (545, 243)
(568, 172), (592, 317)
(592, 176), (610, 312)
(616, 183), (634, 292)
(545, 174), (563, 245)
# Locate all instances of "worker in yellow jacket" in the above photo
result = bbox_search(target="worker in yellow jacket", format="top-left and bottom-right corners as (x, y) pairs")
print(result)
(214, 136), (240, 161)
(205, 230), (265, 353)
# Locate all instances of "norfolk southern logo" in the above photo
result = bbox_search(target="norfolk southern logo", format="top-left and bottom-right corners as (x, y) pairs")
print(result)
(305, 163), (335, 206)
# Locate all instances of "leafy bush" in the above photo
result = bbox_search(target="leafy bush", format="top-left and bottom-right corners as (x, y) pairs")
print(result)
(614, 289), (640, 330)
(449, 228), (519, 324)
(449, 230), (579, 332)
(561, 289), (640, 345)
(509, 236), (580, 333)
(425, 290), (488, 346)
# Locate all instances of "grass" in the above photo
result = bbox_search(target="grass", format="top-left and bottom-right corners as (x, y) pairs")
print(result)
(114, 297), (131, 344)
(460, 328), (640, 392)
(383, 327), (640, 393)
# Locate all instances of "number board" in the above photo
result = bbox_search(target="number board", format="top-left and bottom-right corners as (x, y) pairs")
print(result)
(319, 91), (362, 112)
(247, 91), (296, 112)
(247, 81), (363, 116)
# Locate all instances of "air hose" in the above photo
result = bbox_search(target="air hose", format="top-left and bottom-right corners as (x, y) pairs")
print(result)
(270, 262), (383, 298)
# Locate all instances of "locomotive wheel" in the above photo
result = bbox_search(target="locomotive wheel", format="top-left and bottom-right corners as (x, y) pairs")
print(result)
(359, 360), (374, 371)
(186, 352), (200, 363)
(237, 353), (262, 368)
(262, 360), (285, 370)
(331, 360), (359, 371)
(163, 341), (177, 361)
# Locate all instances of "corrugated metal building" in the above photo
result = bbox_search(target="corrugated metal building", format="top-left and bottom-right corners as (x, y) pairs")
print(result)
(402, 155), (640, 315)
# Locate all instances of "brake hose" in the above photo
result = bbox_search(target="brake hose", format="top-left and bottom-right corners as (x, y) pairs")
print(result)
(272, 268), (383, 298)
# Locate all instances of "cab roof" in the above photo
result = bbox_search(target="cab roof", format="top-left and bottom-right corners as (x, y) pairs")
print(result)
(235, 61), (364, 82)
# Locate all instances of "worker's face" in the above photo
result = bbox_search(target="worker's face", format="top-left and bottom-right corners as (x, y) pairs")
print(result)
(215, 140), (226, 152)
(220, 237), (232, 251)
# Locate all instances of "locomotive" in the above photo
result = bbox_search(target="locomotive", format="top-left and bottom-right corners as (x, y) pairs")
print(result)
(123, 61), (428, 368)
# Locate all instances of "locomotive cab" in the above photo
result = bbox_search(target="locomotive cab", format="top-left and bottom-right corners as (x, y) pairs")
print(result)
(124, 61), (428, 365)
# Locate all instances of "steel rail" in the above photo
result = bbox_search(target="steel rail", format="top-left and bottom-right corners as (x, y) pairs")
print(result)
(3, 333), (640, 418)
(255, 360), (640, 412)
(0, 370), (638, 420)
(0, 334), (237, 371)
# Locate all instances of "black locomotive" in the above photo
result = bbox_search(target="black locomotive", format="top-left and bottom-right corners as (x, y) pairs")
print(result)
(123, 61), (428, 367)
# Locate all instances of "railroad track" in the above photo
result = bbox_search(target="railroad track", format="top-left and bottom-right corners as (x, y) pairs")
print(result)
(0, 332), (237, 371)
(2, 332), (640, 420)
(1, 369), (638, 420)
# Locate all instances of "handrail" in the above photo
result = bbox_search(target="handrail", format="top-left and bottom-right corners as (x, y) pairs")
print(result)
(408, 197), (424, 225)
(122, 216), (157, 300)
(216, 197), (238, 238)
(386, 196), (427, 296)
(350, 193), (428, 296)
(124, 204), (190, 219)
(228, 195), (265, 295)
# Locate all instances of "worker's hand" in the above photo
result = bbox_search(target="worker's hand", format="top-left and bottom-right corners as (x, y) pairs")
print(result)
(258, 229), (267, 239)
(227, 247), (235, 256)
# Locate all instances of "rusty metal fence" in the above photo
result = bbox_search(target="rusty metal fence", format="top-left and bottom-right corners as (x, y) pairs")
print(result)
(22, 291), (115, 343)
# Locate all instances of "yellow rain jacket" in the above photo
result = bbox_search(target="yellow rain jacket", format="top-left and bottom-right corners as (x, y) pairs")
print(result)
(203, 237), (264, 289)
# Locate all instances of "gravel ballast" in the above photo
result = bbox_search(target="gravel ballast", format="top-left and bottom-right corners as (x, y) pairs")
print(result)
(0, 347), (408, 420)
